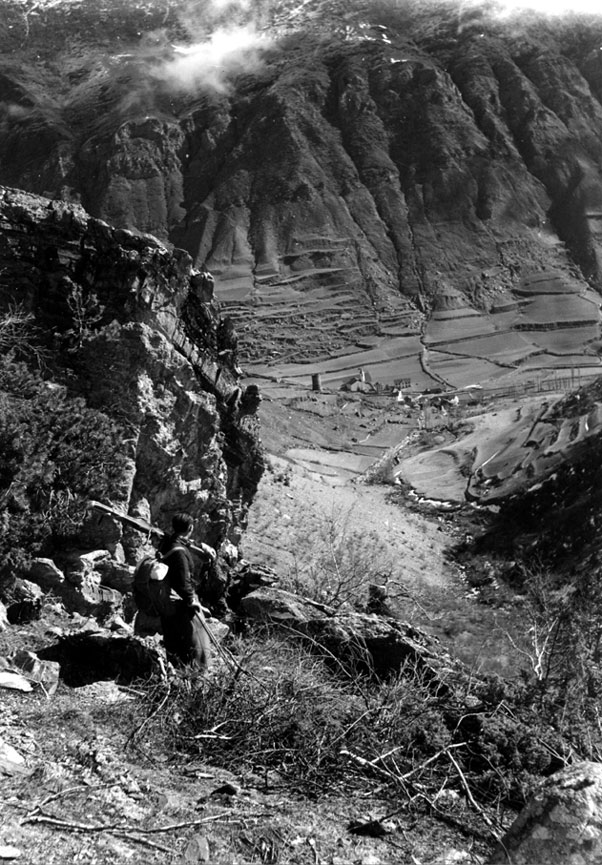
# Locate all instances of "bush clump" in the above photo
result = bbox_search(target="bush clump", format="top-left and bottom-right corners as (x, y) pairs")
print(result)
(0, 353), (129, 587)
(130, 635), (454, 794)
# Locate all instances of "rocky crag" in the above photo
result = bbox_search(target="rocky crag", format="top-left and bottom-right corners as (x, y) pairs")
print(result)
(0, 186), (264, 602)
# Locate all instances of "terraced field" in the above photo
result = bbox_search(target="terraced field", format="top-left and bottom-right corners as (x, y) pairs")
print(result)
(396, 388), (602, 505)
(226, 266), (602, 496)
(233, 269), (602, 399)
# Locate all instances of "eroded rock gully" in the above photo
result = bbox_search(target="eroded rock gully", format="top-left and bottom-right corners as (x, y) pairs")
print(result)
(2, 3), (602, 365)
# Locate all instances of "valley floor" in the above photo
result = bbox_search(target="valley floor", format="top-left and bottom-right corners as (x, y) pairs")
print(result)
(243, 385), (525, 680)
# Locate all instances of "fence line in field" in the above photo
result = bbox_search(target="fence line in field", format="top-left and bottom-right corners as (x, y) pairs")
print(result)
(415, 370), (602, 429)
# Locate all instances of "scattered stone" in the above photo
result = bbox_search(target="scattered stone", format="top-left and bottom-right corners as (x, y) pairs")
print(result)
(61, 550), (109, 587)
(107, 614), (133, 634)
(69, 615), (102, 632)
(210, 782), (239, 797)
(76, 681), (135, 704)
(219, 540), (239, 564)
(181, 834), (210, 863)
(44, 601), (66, 616)
(205, 618), (230, 645)
(26, 558), (65, 590)
(487, 761), (602, 864)
(0, 739), (30, 776)
(0, 672), (32, 693)
(348, 819), (390, 837)
(6, 581), (43, 624)
(433, 851), (472, 864)
(182, 764), (215, 778)
(95, 837), (133, 859)
(57, 580), (124, 617)
(434, 789), (462, 808)
(123, 777), (141, 796)
(9, 650), (60, 696)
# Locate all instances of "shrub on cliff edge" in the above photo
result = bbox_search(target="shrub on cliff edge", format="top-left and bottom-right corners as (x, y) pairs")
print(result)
(0, 353), (129, 590)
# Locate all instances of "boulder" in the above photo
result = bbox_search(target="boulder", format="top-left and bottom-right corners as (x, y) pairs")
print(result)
(239, 586), (314, 624)
(60, 550), (109, 587)
(38, 631), (165, 686)
(106, 614), (133, 635)
(0, 671), (32, 692)
(0, 601), (9, 631)
(10, 578), (44, 603)
(95, 559), (134, 593)
(227, 561), (278, 610)
(0, 847), (22, 860)
(78, 508), (123, 554)
(9, 650), (60, 696)
(26, 558), (65, 590)
(0, 739), (30, 776)
(487, 761), (602, 864)
(181, 834), (210, 863)
(25, 552), (124, 617)
(205, 617), (230, 645)
(57, 579), (123, 618)
(240, 587), (462, 684)
(6, 578), (44, 624)
(219, 540), (239, 564)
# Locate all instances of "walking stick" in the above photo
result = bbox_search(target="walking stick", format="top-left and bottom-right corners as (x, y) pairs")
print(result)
(87, 500), (216, 559)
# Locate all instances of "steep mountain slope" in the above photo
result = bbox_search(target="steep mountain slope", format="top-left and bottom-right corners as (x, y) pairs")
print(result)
(2, 0), (602, 387)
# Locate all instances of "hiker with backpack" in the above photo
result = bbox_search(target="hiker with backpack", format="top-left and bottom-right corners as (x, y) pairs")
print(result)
(134, 512), (213, 672)
(156, 512), (213, 673)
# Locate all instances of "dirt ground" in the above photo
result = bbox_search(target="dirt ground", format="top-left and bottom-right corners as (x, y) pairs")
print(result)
(0, 607), (494, 865)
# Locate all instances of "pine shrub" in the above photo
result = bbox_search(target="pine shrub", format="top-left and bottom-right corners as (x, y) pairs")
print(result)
(0, 353), (129, 588)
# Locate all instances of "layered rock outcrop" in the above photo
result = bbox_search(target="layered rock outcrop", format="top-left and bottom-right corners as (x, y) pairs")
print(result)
(0, 186), (264, 557)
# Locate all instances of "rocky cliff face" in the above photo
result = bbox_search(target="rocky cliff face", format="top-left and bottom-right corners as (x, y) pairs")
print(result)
(0, 186), (264, 553)
(2, 1), (602, 367)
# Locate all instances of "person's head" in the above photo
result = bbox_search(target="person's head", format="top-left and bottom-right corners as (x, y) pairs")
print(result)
(240, 384), (262, 412)
(171, 512), (194, 538)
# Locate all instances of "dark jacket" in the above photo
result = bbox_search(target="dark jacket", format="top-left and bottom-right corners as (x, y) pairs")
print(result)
(158, 533), (197, 608)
